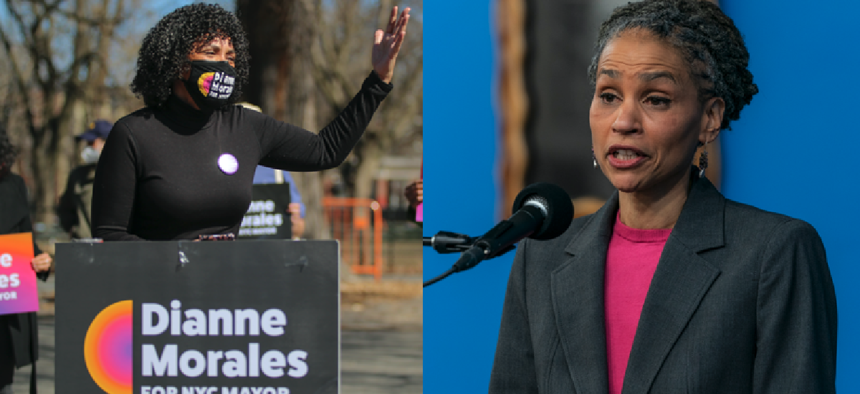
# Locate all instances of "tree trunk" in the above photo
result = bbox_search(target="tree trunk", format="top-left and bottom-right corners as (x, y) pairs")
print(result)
(239, 0), (333, 240)
(0, 0), (131, 227)
(354, 141), (381, 201)
(292, 54), (329, 240)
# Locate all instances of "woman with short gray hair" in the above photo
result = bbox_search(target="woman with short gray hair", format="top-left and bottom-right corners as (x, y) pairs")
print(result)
(490, 1), (837, 393)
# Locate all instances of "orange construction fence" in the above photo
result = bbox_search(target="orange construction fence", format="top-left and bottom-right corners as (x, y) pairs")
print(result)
(322, 197), (384, 281)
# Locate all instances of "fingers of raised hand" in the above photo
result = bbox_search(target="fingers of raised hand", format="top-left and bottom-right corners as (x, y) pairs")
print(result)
(387, 6), (398, 35)
(382, 7), (410, 43)
(396, 8), (411, 36)
(391, 8), (410, 53)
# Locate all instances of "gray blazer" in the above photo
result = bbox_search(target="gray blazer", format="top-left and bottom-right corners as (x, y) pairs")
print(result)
(489, 175), (837, 394)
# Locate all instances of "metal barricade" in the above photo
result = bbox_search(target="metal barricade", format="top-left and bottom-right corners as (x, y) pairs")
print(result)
(322, 197), (384, 281)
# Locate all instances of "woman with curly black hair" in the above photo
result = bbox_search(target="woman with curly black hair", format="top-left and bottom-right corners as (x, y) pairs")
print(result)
(489, 1), (836, 393)
(0, 127), (52, 392)
(92, 3), (409, 240)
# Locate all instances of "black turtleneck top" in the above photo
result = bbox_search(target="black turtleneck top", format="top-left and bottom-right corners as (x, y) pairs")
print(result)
(92, 71), (391, 241)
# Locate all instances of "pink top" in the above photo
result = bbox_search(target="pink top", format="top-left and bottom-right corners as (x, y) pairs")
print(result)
(605, 213), (671, 394)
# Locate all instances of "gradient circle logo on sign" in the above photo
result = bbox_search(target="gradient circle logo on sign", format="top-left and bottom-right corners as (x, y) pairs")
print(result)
(85, 300), (133, 394)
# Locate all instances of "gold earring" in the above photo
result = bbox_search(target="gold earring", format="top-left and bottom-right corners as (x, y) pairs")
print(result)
(698, 141), (709, 178)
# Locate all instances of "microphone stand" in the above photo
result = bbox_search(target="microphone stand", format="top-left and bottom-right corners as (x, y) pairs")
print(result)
(423, 230), (516, 287)
(423, 231), (476, 287)
(422, 182), (573, 288)
(423, 231), (476, 253)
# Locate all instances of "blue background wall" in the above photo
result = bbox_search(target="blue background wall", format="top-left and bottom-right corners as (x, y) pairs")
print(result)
(424, 0), (860, 392)
(423, 1), (502, 392)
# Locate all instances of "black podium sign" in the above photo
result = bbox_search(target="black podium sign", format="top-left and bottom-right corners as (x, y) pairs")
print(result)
(240, 184), (292, 239)
(56, 240), (339, 394)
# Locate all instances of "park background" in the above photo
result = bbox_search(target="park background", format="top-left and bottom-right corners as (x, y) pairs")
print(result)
(0, 0), (423, 249)
(424, 0), (860, 393)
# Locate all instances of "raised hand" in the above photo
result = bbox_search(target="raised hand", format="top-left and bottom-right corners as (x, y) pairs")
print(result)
(372, 6), (411, 84)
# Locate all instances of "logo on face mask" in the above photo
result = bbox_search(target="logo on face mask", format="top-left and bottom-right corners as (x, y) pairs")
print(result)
(184, 61), (237, 110)
(197, 72), (234, 99)
(198, 72), (216, 96)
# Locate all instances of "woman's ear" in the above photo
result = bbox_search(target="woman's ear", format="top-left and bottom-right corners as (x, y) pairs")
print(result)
(700, 96), (725, 144)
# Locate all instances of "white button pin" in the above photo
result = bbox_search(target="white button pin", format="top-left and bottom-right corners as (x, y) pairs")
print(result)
(218, 153), (238, 175)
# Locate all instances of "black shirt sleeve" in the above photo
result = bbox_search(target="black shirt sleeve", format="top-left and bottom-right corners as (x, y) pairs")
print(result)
(91, 123), (145, 241)
(255, 70), (392, 171)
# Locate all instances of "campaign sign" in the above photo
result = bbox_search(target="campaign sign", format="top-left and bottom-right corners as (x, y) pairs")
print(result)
(0, 232), (38, 315)
(240, 184), (292, 239)
(56, 240), (339, 394)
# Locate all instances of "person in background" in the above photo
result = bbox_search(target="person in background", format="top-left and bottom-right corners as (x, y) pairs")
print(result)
(404, 178), (422, 224)
(0, 126), (52, 393)
(253, 166), (306, 239)
(58, 120), (112, 239)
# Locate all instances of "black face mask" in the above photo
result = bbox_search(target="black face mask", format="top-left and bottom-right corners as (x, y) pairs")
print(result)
(183, 60), (237, 110)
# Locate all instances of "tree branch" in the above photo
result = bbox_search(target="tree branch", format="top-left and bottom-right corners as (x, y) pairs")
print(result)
(0, 21), (38, 139)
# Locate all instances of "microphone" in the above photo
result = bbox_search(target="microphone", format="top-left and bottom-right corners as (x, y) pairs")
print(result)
(423, 231), (476, 254)
(452, 182), (573, 273)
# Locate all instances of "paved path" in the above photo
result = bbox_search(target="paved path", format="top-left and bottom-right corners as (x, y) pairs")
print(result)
(341, 330), (423, 393)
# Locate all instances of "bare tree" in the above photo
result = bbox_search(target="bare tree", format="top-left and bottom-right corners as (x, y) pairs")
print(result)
(238, 0), (422, 239)
(237, 0), (331, 238)
(288, 0), (327, 240)
(310, 0), (423, 201)
(0, 0), (136, 223)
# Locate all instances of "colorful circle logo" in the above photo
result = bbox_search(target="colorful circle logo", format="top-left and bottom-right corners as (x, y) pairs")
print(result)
(85, 300), (133, 394)
(197, 72), (216, 96)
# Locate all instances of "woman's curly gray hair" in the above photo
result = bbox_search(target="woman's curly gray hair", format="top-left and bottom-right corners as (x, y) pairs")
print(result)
(588, 0), (758, 130)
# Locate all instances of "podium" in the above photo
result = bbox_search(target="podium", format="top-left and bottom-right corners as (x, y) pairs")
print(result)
(55, 240), (339, 394)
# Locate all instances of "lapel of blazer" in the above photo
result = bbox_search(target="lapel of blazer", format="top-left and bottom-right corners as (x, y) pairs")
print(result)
(621, 176), (725, 394)
(551, 192), (618, 394)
